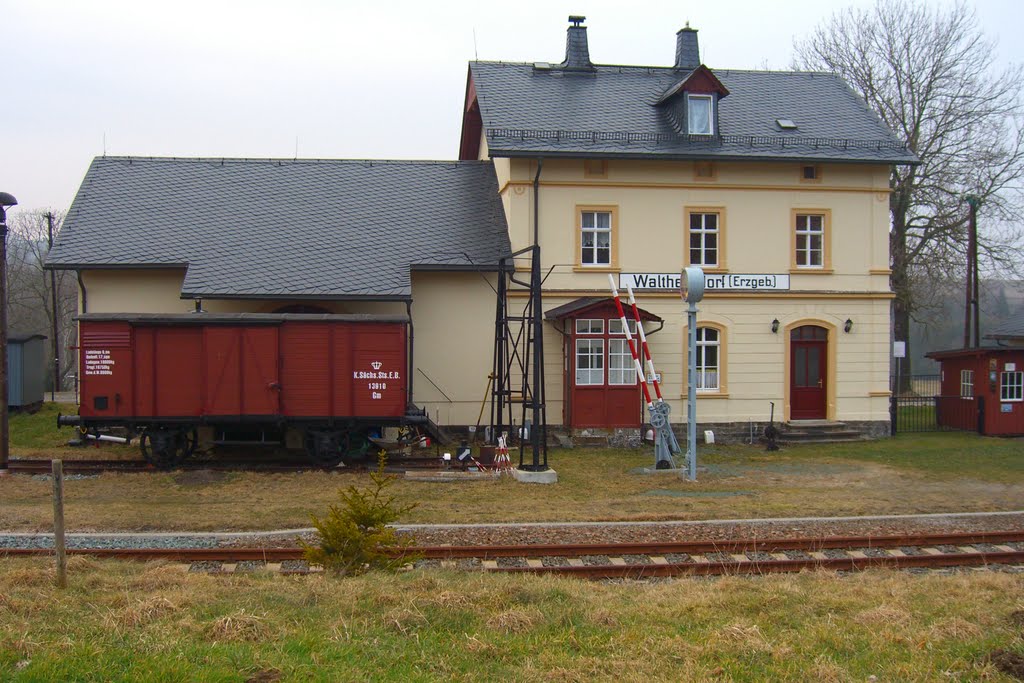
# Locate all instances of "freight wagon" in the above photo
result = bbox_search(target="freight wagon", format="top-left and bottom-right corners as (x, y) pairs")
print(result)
(59, 313), (443, 467)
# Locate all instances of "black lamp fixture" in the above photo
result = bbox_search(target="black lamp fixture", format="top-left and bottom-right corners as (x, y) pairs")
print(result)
(844, 318), (853, 333)
(771, 318), (780, 334)
(0, 191), (17, 474)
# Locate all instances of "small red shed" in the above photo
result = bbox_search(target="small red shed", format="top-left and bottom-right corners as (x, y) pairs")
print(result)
(925, 317), (1024, 436)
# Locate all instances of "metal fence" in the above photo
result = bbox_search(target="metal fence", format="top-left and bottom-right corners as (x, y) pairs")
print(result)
(890, 374), (985, 434)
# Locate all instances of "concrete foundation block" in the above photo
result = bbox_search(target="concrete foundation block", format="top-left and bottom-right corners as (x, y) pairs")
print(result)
(512, 468), (559, 484)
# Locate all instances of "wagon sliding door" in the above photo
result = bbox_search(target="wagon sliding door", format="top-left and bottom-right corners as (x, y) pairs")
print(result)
(203, 326), (281, 418)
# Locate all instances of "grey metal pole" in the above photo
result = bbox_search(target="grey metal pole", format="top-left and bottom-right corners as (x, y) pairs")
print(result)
(687, 300), (698, 481)
(47, 212), (59, 401)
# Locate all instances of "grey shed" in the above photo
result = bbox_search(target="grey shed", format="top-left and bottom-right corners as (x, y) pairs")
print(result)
(8, 333), (47, 408)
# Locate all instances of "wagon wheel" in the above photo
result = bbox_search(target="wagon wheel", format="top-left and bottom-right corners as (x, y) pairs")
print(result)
(140, 427), (192, 469)
(303, 428), (348, 468)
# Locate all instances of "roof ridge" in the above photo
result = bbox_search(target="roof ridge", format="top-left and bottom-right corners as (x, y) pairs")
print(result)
(472, 60), (838, 77)
(92, 156), (488, 166)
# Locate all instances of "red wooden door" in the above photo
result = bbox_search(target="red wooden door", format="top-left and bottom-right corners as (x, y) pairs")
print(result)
(790, 325), (827, 420)
(203, 326), (280, 417)
(569, 317), (641, 428)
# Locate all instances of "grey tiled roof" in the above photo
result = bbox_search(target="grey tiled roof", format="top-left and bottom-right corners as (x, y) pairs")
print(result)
(470, 62), (918, 164)
(986, 315), (1024, 341)
(47, 157), (510, 300)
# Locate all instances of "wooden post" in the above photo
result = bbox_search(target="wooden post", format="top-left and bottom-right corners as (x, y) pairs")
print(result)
(52, 459), (67, 589)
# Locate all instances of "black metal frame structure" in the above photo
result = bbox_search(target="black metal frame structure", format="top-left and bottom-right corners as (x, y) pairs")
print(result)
(491, 244), (548, 471)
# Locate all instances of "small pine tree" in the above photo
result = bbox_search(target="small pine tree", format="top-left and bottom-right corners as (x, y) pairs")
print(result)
(303, 452), (419, 575)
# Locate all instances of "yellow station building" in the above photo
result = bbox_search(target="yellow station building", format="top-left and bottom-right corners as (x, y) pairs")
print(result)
(48, 18), (917, 442)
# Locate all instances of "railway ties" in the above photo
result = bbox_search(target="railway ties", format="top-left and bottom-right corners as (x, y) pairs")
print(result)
(6, 531), (1023, 579)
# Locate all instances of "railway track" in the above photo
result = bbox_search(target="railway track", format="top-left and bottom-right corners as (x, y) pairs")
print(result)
(5, 530), (1023, 579)
(6, 456), (445, 475)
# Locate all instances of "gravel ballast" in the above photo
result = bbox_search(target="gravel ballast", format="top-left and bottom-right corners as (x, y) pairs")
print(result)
(1, 511), (1021, 551)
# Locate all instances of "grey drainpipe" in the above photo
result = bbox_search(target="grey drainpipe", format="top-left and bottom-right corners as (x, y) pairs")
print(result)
(77, 270), (87, 313)
(406, 299), (414, 409)
(533, 158), (543, 243)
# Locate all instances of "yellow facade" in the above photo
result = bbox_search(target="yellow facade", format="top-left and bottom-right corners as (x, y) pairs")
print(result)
(495, 157), (893, 427)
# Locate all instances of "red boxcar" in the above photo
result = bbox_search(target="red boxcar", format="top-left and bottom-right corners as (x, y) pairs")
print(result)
(68, 313), (436, 466)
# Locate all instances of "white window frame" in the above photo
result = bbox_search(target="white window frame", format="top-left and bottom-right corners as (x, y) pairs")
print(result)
(696, 327), (720, 392)
(580, 210), (612, 266)
(608, 318), (638, 336)
(608, 338), (636, 386)
(960, 369), (974, 399)
(688, 212), (719, 267)
(687, 94), (714, 135)
(1001, 371), (1023, 402)
(795, 214), (825, 268)
(575, 338), (604, 386)
(575, 319), (604, 335)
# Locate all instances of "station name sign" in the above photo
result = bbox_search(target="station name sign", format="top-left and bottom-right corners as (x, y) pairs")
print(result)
(619, 273), (790, 292)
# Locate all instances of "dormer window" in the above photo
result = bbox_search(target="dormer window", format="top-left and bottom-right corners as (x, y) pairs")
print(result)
(687, 94), (713, 135)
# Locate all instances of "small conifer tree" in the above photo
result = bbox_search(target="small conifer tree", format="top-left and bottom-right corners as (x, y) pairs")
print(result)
(303, 452), (419, 575)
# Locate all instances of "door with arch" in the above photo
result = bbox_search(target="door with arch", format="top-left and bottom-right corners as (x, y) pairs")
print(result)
(790, 325), (828, 420)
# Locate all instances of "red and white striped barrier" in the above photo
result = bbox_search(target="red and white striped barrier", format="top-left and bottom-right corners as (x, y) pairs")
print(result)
(608, 275), (653, 408)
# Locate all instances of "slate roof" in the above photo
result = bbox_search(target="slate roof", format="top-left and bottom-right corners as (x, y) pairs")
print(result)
(986, 315), (1024, 341)
(46, 157), (511, 300)
(470, 62), (918, 164)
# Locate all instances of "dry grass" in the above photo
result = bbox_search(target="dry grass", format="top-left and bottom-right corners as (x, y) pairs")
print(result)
(0, 559), (1021, 681)
(2, 432), (1023, 532)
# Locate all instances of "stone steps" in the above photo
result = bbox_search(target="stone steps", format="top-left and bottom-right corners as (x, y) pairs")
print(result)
(777, 421), (865, 445)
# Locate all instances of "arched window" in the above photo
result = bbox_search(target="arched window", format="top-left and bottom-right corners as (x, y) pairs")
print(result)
(696, 327), (720, 392)
(684, 323), (727, 396)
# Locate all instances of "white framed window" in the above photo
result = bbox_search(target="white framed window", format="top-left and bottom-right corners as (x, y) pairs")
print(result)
(580, 210), (612, 266)
(795, 214), (825, 268)
(960, 369), (974, 399)
(608, 339), (636, 385)
(696, 327), (720, 392)
(575, 319), (604, 335)
(575, 338), (604, 385)
(1001, 371), (1023, 402)
(688, 212), (719, 267)
(608, 318), (638, 335)
(687, 94), (713, 135)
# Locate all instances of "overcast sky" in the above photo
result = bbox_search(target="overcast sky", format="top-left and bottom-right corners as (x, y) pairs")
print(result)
(3, 0), (1021, 220)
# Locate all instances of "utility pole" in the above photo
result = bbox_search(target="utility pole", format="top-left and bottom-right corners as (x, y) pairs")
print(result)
(47, 212), (60, 400)
(964, 196), (981, 348)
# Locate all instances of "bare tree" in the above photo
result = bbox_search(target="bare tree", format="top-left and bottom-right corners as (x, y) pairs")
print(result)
(794, 0), (1024, 378)
(7, 210), (78, 392)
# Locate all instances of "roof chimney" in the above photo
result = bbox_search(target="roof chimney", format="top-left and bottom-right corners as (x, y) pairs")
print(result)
(675, 23), (700, 70)
(561, 15), (594, 71)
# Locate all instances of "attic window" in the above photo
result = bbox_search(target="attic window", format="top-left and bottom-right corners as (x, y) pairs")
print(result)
(687, 95), (713, 135)
(777, 118), (798, 130)
(801, 165), (822, 182)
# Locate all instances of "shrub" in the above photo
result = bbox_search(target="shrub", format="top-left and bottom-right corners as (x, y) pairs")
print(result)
(303, 453), (419, 575)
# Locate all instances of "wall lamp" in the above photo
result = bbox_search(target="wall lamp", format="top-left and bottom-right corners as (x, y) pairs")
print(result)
(771, 318), (780, 334)
(844, 318), (853, 333)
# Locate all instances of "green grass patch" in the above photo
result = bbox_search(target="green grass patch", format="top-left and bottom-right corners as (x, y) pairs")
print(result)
(8, 402), (73, 450)
(3, 411), (1023, 531)
(0, 559), (1021, 681)
(783, 432), (1024, 480)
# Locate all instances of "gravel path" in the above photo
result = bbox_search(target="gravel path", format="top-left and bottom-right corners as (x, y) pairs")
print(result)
(1, 511), (1021, 551)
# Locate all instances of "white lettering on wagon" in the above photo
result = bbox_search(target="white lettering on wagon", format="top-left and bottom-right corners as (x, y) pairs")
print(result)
(84, 349), (115, 376)
(354, 361), (401, 399)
